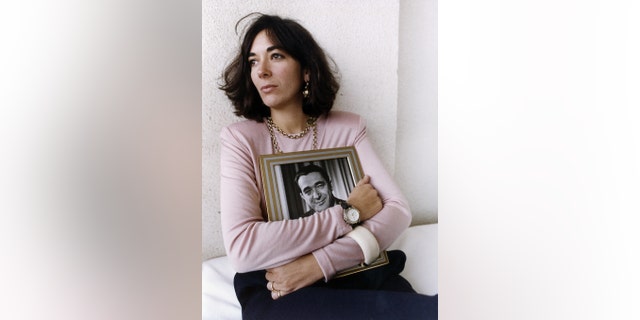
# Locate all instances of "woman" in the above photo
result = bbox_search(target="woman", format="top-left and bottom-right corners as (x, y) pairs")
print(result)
(219, 13), (437, 319)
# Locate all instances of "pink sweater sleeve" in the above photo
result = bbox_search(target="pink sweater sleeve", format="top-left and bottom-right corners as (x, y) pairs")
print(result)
(311, 115), (412, 280)
(220, 125), (353, 273)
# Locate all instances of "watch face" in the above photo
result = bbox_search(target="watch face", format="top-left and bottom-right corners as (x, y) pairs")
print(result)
(347, 208), (359, 222)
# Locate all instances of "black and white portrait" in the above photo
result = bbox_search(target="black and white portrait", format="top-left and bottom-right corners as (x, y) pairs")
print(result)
(259, 146), (363, 221)
(275, 158), (355, 219)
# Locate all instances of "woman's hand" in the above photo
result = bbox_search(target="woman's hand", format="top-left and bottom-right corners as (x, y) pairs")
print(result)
(265, 254), (324, 300)
(347, 175), (382, 221)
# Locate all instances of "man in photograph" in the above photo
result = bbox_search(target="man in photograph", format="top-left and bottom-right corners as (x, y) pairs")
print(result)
(294, 164), (345, 217)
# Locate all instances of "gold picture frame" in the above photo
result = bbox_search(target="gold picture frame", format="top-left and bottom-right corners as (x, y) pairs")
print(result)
(258, 146), (389, 278)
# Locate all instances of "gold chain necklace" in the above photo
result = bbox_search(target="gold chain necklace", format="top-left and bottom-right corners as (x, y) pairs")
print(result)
(266, 117), (316, 139)
(266, 116), (318, 154)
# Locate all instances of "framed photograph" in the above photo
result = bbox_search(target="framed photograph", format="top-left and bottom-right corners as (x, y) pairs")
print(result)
(259, 146), (389, 278)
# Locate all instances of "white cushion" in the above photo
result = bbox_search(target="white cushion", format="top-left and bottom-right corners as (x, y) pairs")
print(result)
(202, 223), (438, 320)
(202, 255), (241, 320)
(388, 223), (438, 295)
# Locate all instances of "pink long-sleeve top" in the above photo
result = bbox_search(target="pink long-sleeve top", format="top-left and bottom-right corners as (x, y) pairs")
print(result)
(220, 110), (411, 281)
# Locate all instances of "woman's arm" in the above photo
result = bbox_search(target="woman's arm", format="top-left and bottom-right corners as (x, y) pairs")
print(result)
(220, 125), (353, 273)
(311, 115), (412, 280)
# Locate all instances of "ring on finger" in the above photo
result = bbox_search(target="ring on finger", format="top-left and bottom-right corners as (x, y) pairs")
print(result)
(277, 290), (282, 298)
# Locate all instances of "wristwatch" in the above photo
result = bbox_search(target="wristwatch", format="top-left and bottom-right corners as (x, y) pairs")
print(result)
(341, 202), (361, 225)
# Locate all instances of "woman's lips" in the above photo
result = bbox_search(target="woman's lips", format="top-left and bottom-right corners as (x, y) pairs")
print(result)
(260, 85), (276, 93)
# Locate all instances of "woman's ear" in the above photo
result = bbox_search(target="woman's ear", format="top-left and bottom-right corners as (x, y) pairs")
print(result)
(303, 69), (310, 82)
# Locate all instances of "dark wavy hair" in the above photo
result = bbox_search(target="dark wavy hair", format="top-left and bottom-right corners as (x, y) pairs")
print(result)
(219, 13), (340, 122)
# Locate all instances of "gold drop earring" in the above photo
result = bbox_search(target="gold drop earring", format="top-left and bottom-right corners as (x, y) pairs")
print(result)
(302, 81), (310, 99)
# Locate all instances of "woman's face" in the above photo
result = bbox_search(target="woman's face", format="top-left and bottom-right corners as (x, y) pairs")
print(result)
(248, 30), (307, 112)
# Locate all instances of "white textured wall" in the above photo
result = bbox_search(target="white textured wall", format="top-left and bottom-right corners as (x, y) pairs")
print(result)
(203, 0), (435, 260)
(396, 0), (438, 225)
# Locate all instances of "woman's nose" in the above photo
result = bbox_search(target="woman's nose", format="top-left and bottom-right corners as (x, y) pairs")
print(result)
(256, 61), (270, 78)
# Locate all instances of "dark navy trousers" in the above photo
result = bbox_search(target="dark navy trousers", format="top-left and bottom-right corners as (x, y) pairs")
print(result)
(233, 250), (438, 320)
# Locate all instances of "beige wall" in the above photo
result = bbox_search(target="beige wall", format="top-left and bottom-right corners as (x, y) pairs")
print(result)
(202, 0), (437, 260)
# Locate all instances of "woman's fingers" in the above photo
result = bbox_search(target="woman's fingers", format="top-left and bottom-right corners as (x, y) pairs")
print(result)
(355, 175), (370, 187)
(270, 289), (286, 300)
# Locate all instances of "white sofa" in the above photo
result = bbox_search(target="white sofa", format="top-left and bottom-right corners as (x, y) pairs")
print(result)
(202, 223), (438, 320)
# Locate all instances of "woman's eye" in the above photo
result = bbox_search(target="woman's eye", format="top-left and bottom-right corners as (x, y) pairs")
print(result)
(271, 53), (283, 59)
(248, 60), (257, 67)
